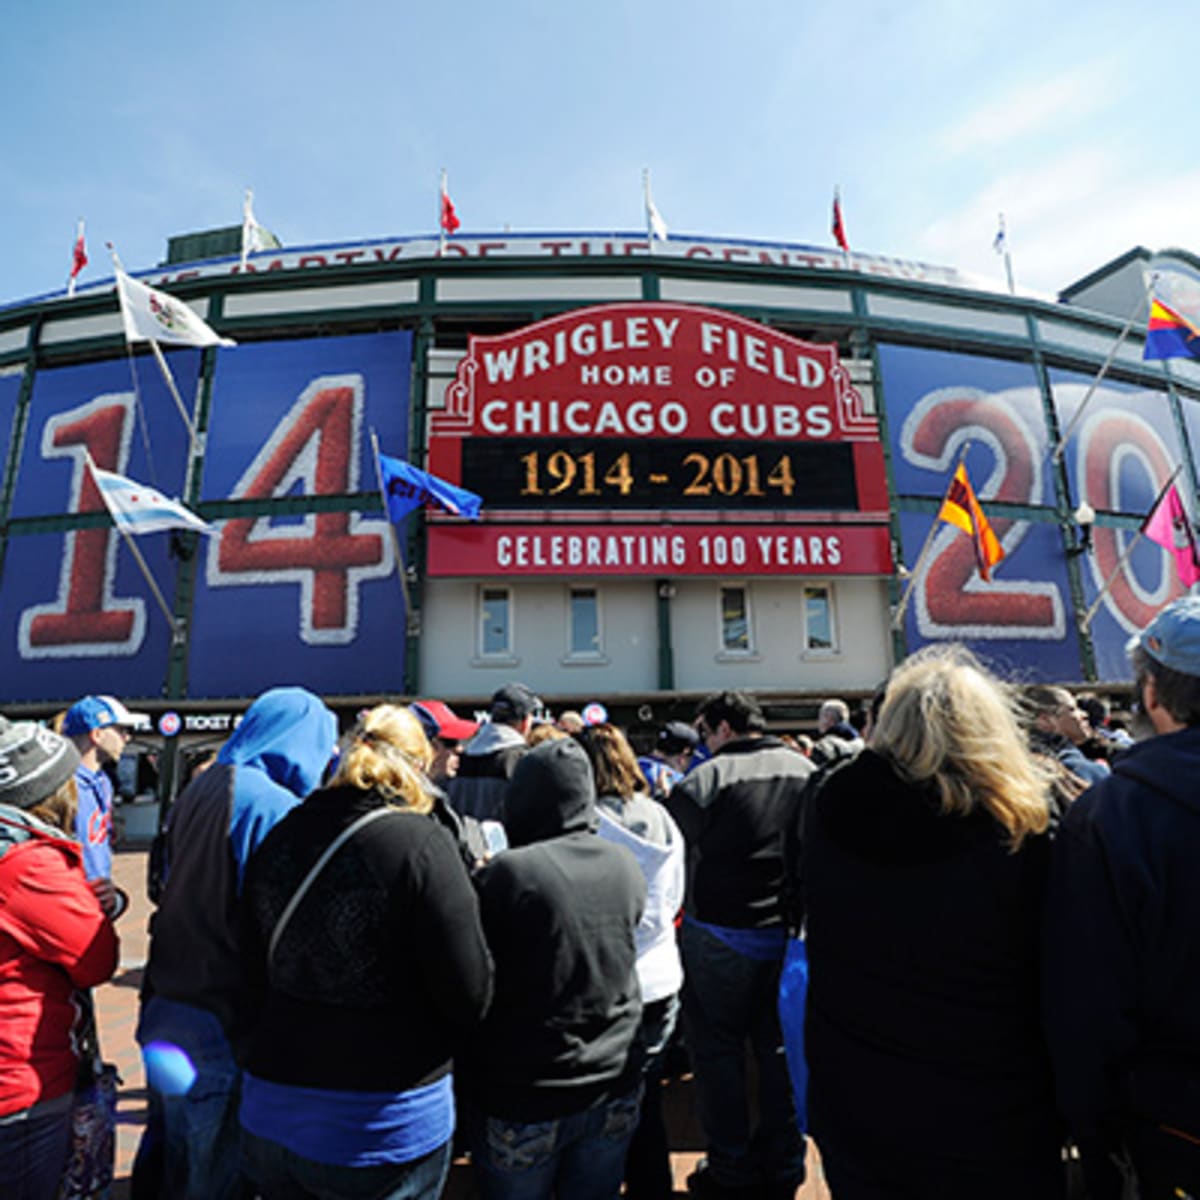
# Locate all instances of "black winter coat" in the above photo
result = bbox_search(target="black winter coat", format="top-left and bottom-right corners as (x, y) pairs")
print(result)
(1045, 726), (1200, 1199)
(798, 750), (1060, 1169)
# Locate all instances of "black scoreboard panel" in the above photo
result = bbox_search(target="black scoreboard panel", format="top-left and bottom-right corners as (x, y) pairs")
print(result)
(460, 438), (858, 511)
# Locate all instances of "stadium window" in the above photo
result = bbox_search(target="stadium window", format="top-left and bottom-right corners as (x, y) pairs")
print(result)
(479, 587), (512, 657)
(804, 585), (836, 652)
(720, 586), (753, 654)
(567, 587), (603, 659)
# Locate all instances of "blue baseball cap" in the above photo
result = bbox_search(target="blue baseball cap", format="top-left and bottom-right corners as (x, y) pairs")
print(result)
(61, 695), (148, 737)
(1131, 596), (1200, 677)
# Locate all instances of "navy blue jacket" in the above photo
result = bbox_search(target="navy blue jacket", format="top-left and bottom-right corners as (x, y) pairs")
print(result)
(1045, 726), (1200, 1195)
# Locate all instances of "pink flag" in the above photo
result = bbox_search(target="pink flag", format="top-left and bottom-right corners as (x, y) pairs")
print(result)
(1144, 481), (1200, 587)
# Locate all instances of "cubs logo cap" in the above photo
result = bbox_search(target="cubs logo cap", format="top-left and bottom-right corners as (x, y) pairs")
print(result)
(61, 695), (148, 737)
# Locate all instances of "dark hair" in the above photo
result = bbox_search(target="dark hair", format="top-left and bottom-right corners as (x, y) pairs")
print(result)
(1024, 684), (1072, 720)
(696, 690), (766, 736)
(1131, 645), (1200, 727)
(1077, 694), (1108, 726)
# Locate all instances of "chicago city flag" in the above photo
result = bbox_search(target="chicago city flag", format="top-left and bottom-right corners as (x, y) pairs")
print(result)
(937, 463), (1005, 581)
(89, 462), (214, 536)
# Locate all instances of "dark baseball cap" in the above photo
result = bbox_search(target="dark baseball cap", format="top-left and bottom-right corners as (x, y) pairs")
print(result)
(659, 720), (700, 754)
(490, 682), (540, 723)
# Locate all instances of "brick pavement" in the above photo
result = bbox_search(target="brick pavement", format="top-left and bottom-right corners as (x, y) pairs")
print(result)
(98, 847), (829, 1198)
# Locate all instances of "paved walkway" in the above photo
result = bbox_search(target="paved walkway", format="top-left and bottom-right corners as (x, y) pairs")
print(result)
(100, 846), (829, 1198)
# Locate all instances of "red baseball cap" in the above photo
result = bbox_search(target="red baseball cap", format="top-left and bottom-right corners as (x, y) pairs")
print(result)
(410, 700), (479, 742)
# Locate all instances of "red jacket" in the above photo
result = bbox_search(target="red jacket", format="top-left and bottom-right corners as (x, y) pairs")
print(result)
(0, 810), (119, 1116)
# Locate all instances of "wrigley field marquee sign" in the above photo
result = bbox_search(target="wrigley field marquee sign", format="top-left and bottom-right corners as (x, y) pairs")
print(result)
(425, 303), (893, 578)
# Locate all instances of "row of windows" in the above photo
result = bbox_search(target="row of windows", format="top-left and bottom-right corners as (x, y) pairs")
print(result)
(478, 585), (837, 661)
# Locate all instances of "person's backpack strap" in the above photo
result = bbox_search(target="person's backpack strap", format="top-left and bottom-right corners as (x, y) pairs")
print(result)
(266, 806), (393, 967)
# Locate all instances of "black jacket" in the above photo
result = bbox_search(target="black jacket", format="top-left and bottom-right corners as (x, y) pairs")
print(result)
(1045, 727), (1200, 1196)
(240, 786), (493, 1093)
(799, 750), (1059, 1166)
(447, 722), (528, 824)
(667, 734), (813, 929)
(462, 738), (646, 1120)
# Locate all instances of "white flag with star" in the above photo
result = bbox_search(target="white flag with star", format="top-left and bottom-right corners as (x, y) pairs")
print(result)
(89, 462), (214, 536)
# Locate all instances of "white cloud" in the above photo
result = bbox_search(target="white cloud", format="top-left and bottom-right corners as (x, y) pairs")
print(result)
(938, 59), (1123, 155)
(910, 147), (1200, 295)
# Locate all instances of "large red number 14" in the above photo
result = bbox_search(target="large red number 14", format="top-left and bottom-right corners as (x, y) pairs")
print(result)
(206, 375), (393, 645)
(19, 396), (145, 658)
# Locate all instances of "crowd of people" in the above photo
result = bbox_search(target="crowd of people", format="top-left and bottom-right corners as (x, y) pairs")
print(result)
(1, 596), (1199, 1199)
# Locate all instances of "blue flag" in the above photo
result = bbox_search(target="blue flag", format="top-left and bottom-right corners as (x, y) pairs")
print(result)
(378, 454), (482, 521)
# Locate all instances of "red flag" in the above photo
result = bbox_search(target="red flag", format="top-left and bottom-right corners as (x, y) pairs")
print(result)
(440, 175), (461, 235)
(68, 220), (87, 295)
(1143, 480), (1200, 586)
(937, 463), (1005, 581)
(831, 189), (849, 252)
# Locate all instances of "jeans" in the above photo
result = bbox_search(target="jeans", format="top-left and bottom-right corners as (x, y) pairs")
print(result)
(136, 995), (253, 1199)
(625, 994), (680, 1199)
(0, 1095), (72, 1200)
(242, 1132), (452, 1200)
(465, 1086), (643, 1200)
(679, 920), (806, 1190)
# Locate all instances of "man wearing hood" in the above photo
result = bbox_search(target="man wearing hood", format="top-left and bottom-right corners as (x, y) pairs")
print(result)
(461, 737), (646, 1200)
(448, 682), (537, 824)
(1046, 596), (1200, 1199)
(136, 686), (337, 1199)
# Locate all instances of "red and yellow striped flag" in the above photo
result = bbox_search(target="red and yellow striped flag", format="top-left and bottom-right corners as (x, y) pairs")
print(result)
(937, 463), (1004, 581)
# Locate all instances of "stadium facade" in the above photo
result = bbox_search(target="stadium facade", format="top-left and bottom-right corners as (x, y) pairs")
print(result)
(1, 229), (1195, 753)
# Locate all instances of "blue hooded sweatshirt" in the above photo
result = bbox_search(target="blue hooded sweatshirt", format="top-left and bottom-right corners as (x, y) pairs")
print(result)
(142, 687), (336, 1041)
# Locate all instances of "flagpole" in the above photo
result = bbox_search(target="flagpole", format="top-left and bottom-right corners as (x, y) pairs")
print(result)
(369, 428), (418, 634)
(439, 170), (447, 258)
(1052, 284), (1153, 463)
(84, 455), (178, 637)
(644, 169), (654, 257)
(148, 338), (199, 453)
(1082, 465), (1183, 625)
(891, 442), (973, 630)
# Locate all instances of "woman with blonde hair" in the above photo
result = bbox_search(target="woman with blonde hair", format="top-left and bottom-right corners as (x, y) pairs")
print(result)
(795, 646), (1064, 1199)
(238, 705), (493, 1200)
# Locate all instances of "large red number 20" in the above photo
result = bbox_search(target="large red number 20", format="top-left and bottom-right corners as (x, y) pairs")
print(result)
(901, 389), (1065, 639)
(1078, 408), (1184, 632)
(206, 375), (393, 644)
(18, 396), (146, 658)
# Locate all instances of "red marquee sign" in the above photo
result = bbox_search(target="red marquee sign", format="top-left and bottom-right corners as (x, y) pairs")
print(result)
(425, 303), (891, 577)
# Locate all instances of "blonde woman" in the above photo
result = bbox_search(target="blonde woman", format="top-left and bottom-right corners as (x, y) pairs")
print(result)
(796, 646), (1063, 1200)
(238, 705), (493, 1200)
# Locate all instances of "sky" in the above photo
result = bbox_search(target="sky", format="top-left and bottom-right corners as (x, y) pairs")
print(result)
(1, 0), (1195, 308)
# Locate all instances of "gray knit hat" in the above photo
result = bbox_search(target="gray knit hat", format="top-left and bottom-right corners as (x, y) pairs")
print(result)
(0, 717), (81, 810)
